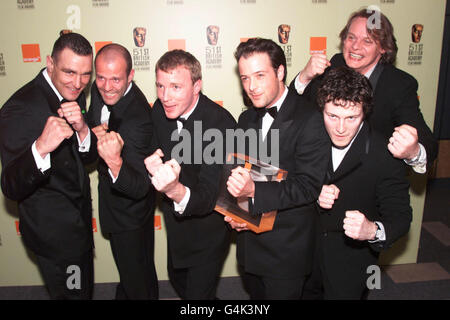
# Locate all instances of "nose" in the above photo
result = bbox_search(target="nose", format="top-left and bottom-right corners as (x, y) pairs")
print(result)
(336, 119), (346, 134)
(351, 38), (361, 50)
(73, 74), (81, 89)
(161, 87), (170, 102)
(249, 76), (257, 93)
(104, 79), (112, 91)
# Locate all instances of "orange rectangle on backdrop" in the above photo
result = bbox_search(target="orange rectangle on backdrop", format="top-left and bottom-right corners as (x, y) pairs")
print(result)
(95, 41), (112, 54)
(21, 44), (41, 63)
(214, 100), (223, 107)
(168, 39), (186, 51)
(310, 37), (327, 55)
(154, 215), (162, 230)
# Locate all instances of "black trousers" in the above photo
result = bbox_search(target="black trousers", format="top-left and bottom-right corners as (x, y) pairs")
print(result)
(301, 232), (367, 300)
(242, 270), (306, 300)
(35, 249), (94, 300)
(167, 254), (224, 300)
(109, 218), (159, 300)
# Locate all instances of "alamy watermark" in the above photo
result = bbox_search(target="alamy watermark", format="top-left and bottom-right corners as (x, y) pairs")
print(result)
(366, 265), (381, 290)
(170, 121), (280, 170)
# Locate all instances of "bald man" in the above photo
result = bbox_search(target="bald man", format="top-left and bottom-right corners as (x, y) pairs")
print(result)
(87, 44), (158, 299)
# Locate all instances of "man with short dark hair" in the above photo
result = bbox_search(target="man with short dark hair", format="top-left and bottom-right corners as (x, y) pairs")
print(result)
(226, 38), (330, 300)
(0, 33), (95, 299)
(144, 50), (236, 300)
(307, 66), (412, 299)
(87, 43), (158, 300)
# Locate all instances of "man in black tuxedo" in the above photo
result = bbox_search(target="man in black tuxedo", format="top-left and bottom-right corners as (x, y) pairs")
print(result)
(87, 44), (158, 299)
(144, 50), (236, 299)
(291, 8), (437, 173)
(306, 66), (412, 299)
(0, 33), (95, 299)
(225, 38), (330, 299)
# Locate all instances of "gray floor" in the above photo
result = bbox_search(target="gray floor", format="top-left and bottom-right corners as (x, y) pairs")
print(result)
(0, 178), (449, 300)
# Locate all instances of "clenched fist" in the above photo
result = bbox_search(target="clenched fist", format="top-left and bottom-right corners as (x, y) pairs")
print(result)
(387, 124), (420, 161)
(58, 101), (88, 140)
(318, 184), (340, 209)
(35, 116), (74, 158)
(97, 131), (124, 178)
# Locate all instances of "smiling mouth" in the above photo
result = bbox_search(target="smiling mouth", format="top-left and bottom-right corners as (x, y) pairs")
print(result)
(349, 53), (363, 60)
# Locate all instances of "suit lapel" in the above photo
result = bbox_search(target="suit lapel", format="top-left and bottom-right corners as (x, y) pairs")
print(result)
(368, 63), (385, 92)
(266, 89), (295, 143)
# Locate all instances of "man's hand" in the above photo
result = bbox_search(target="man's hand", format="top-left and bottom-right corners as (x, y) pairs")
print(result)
(151, 159), (186, 203)
(58, 101), (89, 141)
(92, 123), (109, 140)
(343, 210), (378, 241)
(226, 166), (255, 198)
(97, 131), (124, 178)
(318, 184), (340, 209)
(388, 124), (420, 161)
(144, 148), (164, 176)
(298, 53), (331, 84)
(224, 216), (249, 232)
(35, 116), (74, 158)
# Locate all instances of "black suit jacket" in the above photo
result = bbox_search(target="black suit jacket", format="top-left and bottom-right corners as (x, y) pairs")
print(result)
(290, 53), (438, 165)
(151, 93), (237, 268)
(317, 122), (412, 295)
(0, 70), (95, 260)
(235, 88), (330, 279)
(87, 82), (155, 233)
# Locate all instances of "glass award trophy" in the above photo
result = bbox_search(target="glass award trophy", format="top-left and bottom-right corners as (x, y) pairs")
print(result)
(215, 153), (287, 233)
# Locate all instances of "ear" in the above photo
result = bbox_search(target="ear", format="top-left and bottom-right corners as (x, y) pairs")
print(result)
(127, 69), (135, 84)
(276, 64), (285, 82)
(46, 55), (54, 75)
(193, 79), (202, 95)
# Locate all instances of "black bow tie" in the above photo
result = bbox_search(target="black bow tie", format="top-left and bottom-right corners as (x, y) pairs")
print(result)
(257, 106), (278, 119)
(104, 104), (113, 112)
(177, 117), (188, 125)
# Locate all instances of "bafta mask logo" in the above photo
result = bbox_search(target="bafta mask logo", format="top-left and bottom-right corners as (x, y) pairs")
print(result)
(411, 24), (423, 43)
(207, 25), (220, 46)
(278, 24), (291, 44)
(133, 27), (147, 47)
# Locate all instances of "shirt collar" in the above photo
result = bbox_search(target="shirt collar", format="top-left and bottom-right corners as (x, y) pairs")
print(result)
(43, 68), (64, 102)
(179, 95), (200, 120)
(268, 85), (288, 111)
(364, 64), (377, 79)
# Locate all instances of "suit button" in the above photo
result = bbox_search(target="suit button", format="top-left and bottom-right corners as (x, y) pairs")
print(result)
(323, 232), (328, 237)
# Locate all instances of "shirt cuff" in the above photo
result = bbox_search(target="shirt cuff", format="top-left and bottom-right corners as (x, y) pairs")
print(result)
(76, 129), (91, 152)
(404, 143), (427, 174)
(31, 141), (51, 173)
(369, 221), (386, 243)
(294, 73), (310, 95)
(173, 186), (190, 215)
(108, 168), (119, 183)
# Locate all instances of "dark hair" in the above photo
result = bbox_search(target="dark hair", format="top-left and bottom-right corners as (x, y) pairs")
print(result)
(95, 43), (133, 76)
(317, 66), (373, 118)
(155, 50), (202, 84)
(51, 32), (92, 62)
(234, 38), (287, 83)
(339, 8), (398, 65)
